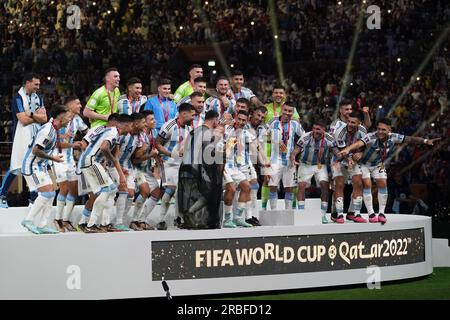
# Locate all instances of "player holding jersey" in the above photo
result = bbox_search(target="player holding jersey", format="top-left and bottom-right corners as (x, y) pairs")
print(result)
(266, 104), (305, 210)
(53, 96), (88, 232)
(21, 105), (72, 234)
(155, 103), (194, 230)
(338, 118), (440, 224)
(290, 120), (335, 224)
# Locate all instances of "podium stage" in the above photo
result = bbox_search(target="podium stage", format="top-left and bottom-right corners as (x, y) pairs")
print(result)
(0, 200), (433, 299)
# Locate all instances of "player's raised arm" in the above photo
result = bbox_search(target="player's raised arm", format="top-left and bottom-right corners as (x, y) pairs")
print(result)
(404, 136), (440, 145)
(337, 140), (365, 158)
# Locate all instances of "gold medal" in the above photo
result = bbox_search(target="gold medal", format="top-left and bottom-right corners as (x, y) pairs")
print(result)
(317, 163), (322, 169)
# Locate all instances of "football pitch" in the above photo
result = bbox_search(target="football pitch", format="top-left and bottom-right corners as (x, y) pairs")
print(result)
(220, 267), (450, 300)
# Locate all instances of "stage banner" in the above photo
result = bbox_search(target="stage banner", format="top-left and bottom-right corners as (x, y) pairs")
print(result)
(152, 228), (425, 280)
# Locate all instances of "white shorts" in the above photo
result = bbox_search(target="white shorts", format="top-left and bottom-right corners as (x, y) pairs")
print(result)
(298, 164), (329, 184)
(135, 170), (159, 190)
(24, 168), (53, 191)
(361, 164), (387, 180)
(161, 163), (180, 187)
(240, 165), (258, 181)
(77, 171), (91, 196)
(53, 161), (77, 183)
(81, 163), (114, 194)
(268, 164), (297, 188)
(223, 166), (247, 186)
(109, 167), (136, 190)
(331, 162), (362, 179)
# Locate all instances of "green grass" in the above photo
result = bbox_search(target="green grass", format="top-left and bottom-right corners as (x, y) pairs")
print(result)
(222, 267), (450, 300)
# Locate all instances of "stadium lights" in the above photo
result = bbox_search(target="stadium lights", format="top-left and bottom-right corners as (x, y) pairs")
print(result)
(363, 0), (367, 3)
(338, 1), (342, 5)
(350, 82), (353, 86)
(431, 123), (435, 127)
(19, 23), (22, 27)
(388, 9), (391, 13)
(205, 1), (208, 5)
(93, 2), (96, 5)
(208, 60), (216, 67)
(251, 21), (255, 26)
(274, 35), (278, 39)
(416, 76), (421, 81)
(47, 76), (51, 81)
(107, 10), (111, 14)
(50, 0), (54, 4)
(179, 26), (184, 30)
(258, 50), (263, 55)
(10, 20), (13, 24)
(380, 71), (385, 76)
(230, 64), (234, 68)
(212, 70), (217, 74)
(379, 105), (383, 109)
(397, 57), (401, 62)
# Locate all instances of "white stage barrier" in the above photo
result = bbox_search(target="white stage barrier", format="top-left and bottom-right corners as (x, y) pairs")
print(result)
(0, 200), (434, 299)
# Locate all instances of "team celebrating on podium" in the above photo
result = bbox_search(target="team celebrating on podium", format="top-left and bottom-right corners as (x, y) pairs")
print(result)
(6, 66), (439, 234)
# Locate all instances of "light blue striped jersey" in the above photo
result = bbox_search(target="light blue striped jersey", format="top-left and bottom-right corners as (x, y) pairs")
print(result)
(244, 122), (267, 165)
(205, 95), (235, 118)
(223, 125), (257, 168)
(117, 133), (143, 169)
(244, 122), (267, 142)
(176, 96), (191, 107)
(117, 94), (147, 115)
(21, 119), (57, 175)
(230, 86), (256, 101)
(135, 129), (158, 173)
(333, 124), (367, 165)
(360, 132), (405, 166)
(328, 118), (346, 135)
(158, 118), (192, 165)
(297, 132), (335, 165)
(78, 126), (119, 168)
(268, 118), (305, 166)
(52, 115), (88, 164)
(191, 113), (205, 129)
